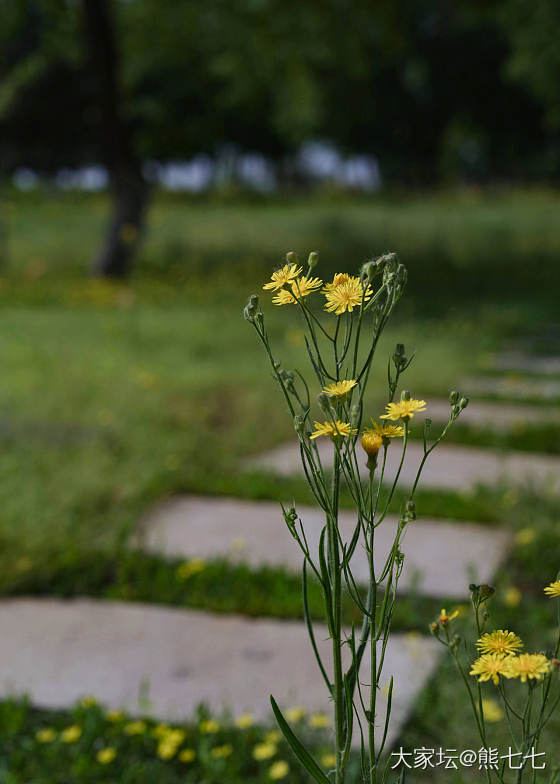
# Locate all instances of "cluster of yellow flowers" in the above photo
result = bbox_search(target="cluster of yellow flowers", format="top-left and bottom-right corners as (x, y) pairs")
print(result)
(263, 265), (372, 314)
(470, 626), (555, 685)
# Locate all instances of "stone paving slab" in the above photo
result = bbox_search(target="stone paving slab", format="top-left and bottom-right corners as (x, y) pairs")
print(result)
(463, 375), (560, 401)
(0, 598), (440, 750)
(140, 497), (510, 599)
(490, 352), (560, 376)
(251, 440), (560, 492)
(426, 398), (560, 427)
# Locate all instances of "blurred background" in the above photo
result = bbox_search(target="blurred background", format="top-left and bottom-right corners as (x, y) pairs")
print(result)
(1, 1), (560, 781)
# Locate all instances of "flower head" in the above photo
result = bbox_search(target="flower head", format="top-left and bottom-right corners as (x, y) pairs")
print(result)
(124, 720), (146, 735)
(285, 706), (305, 722)
(96, 747), (117, 765)
(309, 712), (330, 728)
(361, 431), (383, 456)
(211, 744), (233, 759)
(482, 699), (504, 723)
(269, 761), (290, 779)
(106, 710), (124, 723)
(272, 276), (322, 305)
(199, 719), (220, 734)
(381, 398), (427, 422)
(470, 654), (510, 685)
(310, 420), (357, 441)
(253, 742), (277, 760)
(263, 264), (302, 291)
(179, 748), (196, 763)
(235, 713), (254, 729)
(323, 276), (372, 315)
(544, 580), (560, 598)
(439, 608), (459, 625)
(36, 728), (56, 743)
(176, 558), (206, 581)
(477, 630), (523, 656)
(323, 379), (357, 398)
(321, 753), (336, 768)
(61, 725), (82, 743)
(368, 420), (405, 439)
(322, 273), (351, 292)
(504, 654), (551, 682)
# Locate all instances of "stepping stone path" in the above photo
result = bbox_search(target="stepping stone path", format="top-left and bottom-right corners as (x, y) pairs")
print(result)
(463, 375), (560, 401)
(490, 352), (560, 375)
(140, 496), (511, 600)
(0, 598), (440, 750)
(251, 439), (560, 492)
(426, 398), (560, 427)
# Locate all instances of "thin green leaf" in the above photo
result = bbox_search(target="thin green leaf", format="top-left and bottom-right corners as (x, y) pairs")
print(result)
(270, 696), (330, 784)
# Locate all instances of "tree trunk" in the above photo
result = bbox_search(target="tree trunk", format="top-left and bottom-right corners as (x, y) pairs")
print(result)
(82, 0), (148, 277)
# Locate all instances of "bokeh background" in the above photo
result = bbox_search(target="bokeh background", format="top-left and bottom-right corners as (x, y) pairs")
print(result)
(1, 1), (560, 781)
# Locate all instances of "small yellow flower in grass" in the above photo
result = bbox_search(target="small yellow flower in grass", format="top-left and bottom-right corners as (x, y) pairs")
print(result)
(253, 742), (277, 760)
(176, 558), (206, 581)
(477, 630), (523, 656)
(179, 748), (196, 763)
(96, 747), (117, 764)
(439, 608), (459, 625)
(80, 695), (97, 708)
(470, 654), (510, 685)
(269, 760), (290, 779)
(309, 713), (330, 729)
(544, 580), (560, 598)
(152, 723), (171, 738)
(504, 587), (522, 607)
(106, 710), (124, 723)
(504, 654), (552, 682)
(381, 398), (427, 422)
(157, 739), (178, 760)
(211, 744), (233, 759)
(264, 730), (282, 744)
(199, 719), (220, 734)
(482, 698), (504, 723)
(263, 263), (303, 292)
(235, 713), (254, 729)
(165, 729), (186, 746)
(272, 276), (323, 305)
(61, 725), (82, 743)
(321, 753), (336, 768)
(36, 728), (56, 743)
(323, 276), (372, 315)
(323, 379), (357, 398)
(310, 420), (357, 441)
(124, 720), (147, 736)
(515, 527), (536, 546)
(285, 706), (305, 722)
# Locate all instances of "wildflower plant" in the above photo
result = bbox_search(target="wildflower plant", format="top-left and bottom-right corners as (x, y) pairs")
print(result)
(244, 251), (467, 783)
(431, 577), (560, 783)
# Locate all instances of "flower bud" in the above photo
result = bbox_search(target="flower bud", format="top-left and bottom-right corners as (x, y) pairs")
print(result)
(286, 251), (298, 265)
(429, 622), (440, 638)
(449, 390), (459, 405)
(459, 397), (469, 410)
(317, 392), (332, 414)
(282, 506), (298, 529)
(243, 294), (260, 322)
(424, 417), (432, 428)
(293, 414), (305, 437)
(361, 260), (378, 285)
(401, 390), (411, 402)
(307, 251), (319, 269)
(406, 500), (416, 520)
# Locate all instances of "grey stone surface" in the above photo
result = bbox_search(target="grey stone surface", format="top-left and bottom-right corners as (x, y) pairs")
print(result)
(251, 439), (560, 492)
(0, 598), (440, 749)
(490, 352), (560, 376)
(463, 375), (560, 401)
(426, 398), (560, 427)
(140, 496), (510, 599)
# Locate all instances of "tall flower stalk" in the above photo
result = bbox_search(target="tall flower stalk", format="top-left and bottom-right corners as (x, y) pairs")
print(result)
(244, 251), (466, 783)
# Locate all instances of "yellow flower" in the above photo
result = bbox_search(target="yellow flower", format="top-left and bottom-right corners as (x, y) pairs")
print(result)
(199, 719), (220, 734)
(235, 713), (254, 729)
(285, 706), (305, 722)
(515, 528), (536, 546)
(211, 744), (233, 759)
(322, 273), (351, 293)
(323, 276), (372, 315)
(165, 729), (186, 746)
(477, 630), (523, 656)
(264, 730), (282, 744)
(124, 720), (147, 735)
(36, 728), (56, 743)
(272, 276), (322, 305)
(321, 753), (336, 767)
(361, 431), (383, 456)
(322, 379), (357, 398)
(544, 580), (560, 598)
(152, 723), (171, 738)
(253, 742), (277, 760)
(179, 748), (196, 763)
(381, 398), (427, 422)
(309, 713), (330, 729)
(309, 420), (357, 440)
(96, 747), (117, 764)
(176, 558), (206, 581)
(269, 760), (290, 779)
(263, 263), (303, 291)
(504, 587), (522, 607)
(157, 739), (178, 759)
(504, 654), (552, 682)
(482, 698), (504, 723)
(439, 608), (459, 624)
(470, 654), (510, 685)
(61, 725), (82, 743)
(367, 420), (405, 439)
(106, 710), (124, 723)
(80, 695), (97, 708)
